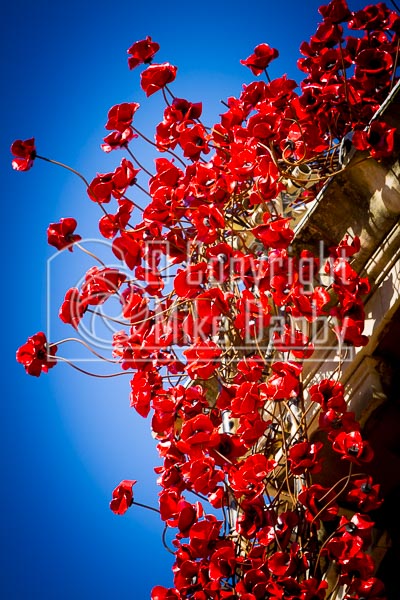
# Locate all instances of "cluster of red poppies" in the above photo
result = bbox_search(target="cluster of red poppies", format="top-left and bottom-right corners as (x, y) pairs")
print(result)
(14, 0), (399, 598)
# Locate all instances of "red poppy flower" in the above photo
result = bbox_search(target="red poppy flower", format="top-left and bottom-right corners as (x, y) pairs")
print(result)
(87, 172), (114, 203)
(178, 123), (210, 160)
(355, 48), (393, 78)
(129, 370), (160, 418)
(265, 361), (302, 400)
(298, 484), (339, 525)
(47, 218), (81, 251)
(99, 199), (133, 239)
(189, 204), (225, 244)
(177, 414), (220, 457)
(319, 409), (360, 441)
(16, 331), (57, 377)
(181, 457), (224, 495)
(112, 231), (142, 270)
(332, 430), (374, 465)
(112, 158), (139, 198)
(326, 514), (374, 563)
(209, 543), (237, 581)
(288, 441), (323, 475)
(230, 454), (276, 500)
(349, 4), (398, 30)
(234, 290), (271, 340)
(80, 266), (126, 307)
(188, 515), (221, 558)
(340, 551), (375, 583)
(273, 326), (314, 359)
(10, 137), (36, 171)
(353, 120), (396, 159)
(127, 36), (160, 70)
(346, 477), (383, 512)
(140, 63), (177, 97)
(257, 510), (298, 550)
(319, 0), (351, 24)
(105, 102), (140, 133)
(253, 216), (294, 250)
(151, 586), (181, 600)
(240, 43), (279, 75)
(346, 576), (386, 599)
(268, 550), (297, 578)
(183, 340), (222, 380)
(231, 381), (265, 417)
(59, 287), (86, 329)
(309, 379), (347, 413)
(174, 262), (208, 299)
(109, 479), (136, 515)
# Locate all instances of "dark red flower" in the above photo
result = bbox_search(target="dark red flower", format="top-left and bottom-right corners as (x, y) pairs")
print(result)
(127, 36), (160, 70)
(109, 479), (136, 515)
(268, 550), (297, 578)
(298, 484), (339, 525)
(240, 43), (279, 75)
(151, 586), (181, 600)
(47, 218), (81, 251)
(129, 370), (159, 418)
(209, 543), (237, 581)
(309, 379), (347, 413)
(349, 4), (398, 30)
(319, 0), (351, 24)
(16, 331), (57, 377)
(257, 510), (298, 549)
(353, 120), (396, 159)
(355, 48), (393, 79)
(346, 477), (383, 512)
(140, 63), (177, 97)
(332, 430), (374, 464)
(346, 576), (386, 599)
(11, 138), (36, 171)
(189, 204), (224, 244)
(319, 409), (360, 441)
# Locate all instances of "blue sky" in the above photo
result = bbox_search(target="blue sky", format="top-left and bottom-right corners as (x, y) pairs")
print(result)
(1, 0), (369, 597)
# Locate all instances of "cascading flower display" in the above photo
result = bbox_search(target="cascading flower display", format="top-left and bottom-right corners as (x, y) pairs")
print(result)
(14, 0), (399, 597)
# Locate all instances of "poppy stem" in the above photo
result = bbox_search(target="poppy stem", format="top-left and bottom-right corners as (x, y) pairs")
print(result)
(132, 500), (159, 513)
(75, 242), (108, 268)
(55, 355), (133, 377)
(35, 155), (113, 220)
(54, 337), (119, 363)
(162, 523), (176, 555)
(36, 155), (90, 187)
(124, 145), (154, 178)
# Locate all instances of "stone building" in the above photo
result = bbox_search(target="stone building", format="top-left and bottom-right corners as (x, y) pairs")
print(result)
(292, 80), (400, 597)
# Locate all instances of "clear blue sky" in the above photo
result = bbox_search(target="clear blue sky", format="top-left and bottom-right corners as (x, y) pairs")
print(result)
(1, 0), (369, 598)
